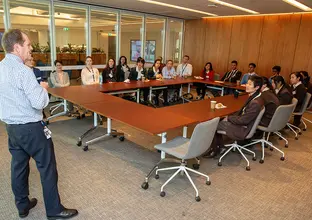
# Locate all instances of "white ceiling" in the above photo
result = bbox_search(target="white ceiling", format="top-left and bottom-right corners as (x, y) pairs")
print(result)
(64, 0), (312, 19)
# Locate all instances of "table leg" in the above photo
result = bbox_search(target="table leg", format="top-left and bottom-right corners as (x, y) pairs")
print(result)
(183, 126), (188, 138)
(179, 85), (183, 97)
(94, 113), (98, 127)
(149, 87), (152, 102)
(64, 100), (67, 112)
(137, 89), (140, 103)
(188, 83), (191, 93)
(107, 117), (112, 134)
(221, 88), (224, 96)
(161, 132), (167, 159)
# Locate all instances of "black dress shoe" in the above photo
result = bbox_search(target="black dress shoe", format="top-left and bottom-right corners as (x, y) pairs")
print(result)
(19, 198), (38, 218)
(203, 148), (220, 158)
(47, 208), (78, 220)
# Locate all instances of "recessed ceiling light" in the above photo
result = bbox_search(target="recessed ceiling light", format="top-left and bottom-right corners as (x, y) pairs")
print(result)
(208, 0), (259, 14)
(283, 0), (312, 11)
(137, 0), (217, 16)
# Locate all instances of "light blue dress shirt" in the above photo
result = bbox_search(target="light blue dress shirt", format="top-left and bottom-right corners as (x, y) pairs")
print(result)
(162, 67), (176, 79)
(0, 54), (49, 124)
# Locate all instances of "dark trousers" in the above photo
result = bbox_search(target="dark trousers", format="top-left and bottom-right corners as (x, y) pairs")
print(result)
(142, 88), (149, 102)
(154, 89), (168, 105)
(6, 122), (63, 216)
(194, 83), (206, 97)
(293, 115), (302, 127)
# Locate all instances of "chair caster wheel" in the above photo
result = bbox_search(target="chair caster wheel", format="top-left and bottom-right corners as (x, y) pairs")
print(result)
(246, 166), (250, 171)
(299, 132), (302, 135)
(77, 141), (82, 146)
(252, 157), (257, 161)
(81, 114), (86, 118)
(280, 157), (285, 161)
(195, 196), (201, 202)
(155, 174), (159, 179)
(259, 159), (264, 164)
(270, 147), (273, 151)
(141, 182), (149, 190)
(303, 128), (306, 131)
(112, 134), (117, 138)
(119, 136), (125, 141)
(279, 137), (282, 140)
(285, 144), (288, 148)
(99, 121), (103, 125)
(76, 116), (81, 120)
(264, 145), (268, 148)
(192, 164), (200, 170)
(295, 137), (298, 140)
(206, 180), (211, 185)
(218, 162), (222, 166)
(46, 121), (49, 125)
(160, 191), (166, 197)
(83, 146), (88, 151)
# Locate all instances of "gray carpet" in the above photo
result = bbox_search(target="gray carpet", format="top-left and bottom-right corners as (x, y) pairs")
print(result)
(1, 113), (312, 220)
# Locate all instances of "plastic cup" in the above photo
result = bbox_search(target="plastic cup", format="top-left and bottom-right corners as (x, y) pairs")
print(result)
(236, 80), (240, 86)
(211, 100), (217, 110)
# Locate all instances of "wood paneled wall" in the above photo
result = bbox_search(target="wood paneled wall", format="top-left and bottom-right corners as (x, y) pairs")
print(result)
(184, 14), (312, 80)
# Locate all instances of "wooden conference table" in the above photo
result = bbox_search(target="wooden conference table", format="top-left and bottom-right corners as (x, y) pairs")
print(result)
(48, 78), (247, 158)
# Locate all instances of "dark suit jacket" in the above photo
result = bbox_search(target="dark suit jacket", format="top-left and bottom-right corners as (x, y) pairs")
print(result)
(33, 67), (44, 84)
(116, 64), (130, 82)
(147, 67), (161, 80)
(222, 97), (263, 140)
(221, 69), (242, 83)
(102, 67), (117, 83)
(277, 86), (293, 105)
(259, 90), (279, 127)
(129, 67), (147, 81)
(292, 83), (307, 112)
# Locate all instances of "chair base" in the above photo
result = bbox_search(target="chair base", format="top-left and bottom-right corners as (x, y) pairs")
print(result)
(287, 123), (301, 140)
(242, 138), (285, 164)
(154, 162), (210, 201)
(218, 141), (256, 171)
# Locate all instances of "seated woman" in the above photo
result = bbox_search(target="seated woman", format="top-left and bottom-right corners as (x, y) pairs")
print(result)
(102, 58), (117, 83)
(259, 77), (279, 127)
(271, 75), (293, 105)
(195, 62), (214, 100)
(117, 56), (130, 82)
(204, 75), (264, 158)
(300, 71), (310, 88)
(290, 72), (307, 127)
(147, 59), (166, 106)
(81, 56), (100, 85)
(128, 57), (149, 104)
(50, 60), (73, 112)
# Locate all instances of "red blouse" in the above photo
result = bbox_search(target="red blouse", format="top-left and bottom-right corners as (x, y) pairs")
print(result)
(201, 70), (214, 81)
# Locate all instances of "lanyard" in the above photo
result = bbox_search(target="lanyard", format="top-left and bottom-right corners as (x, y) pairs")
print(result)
(86, 67), (95, 82)
(181, 64), (188, 74)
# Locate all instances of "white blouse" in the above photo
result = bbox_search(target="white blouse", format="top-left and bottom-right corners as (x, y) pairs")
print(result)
(81, 67), (100, 85)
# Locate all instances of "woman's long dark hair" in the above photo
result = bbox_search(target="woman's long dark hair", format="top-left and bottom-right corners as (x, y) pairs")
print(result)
(290, 71), (303, 82)
(203, 62), (213, 72)
(262, 76), (273, 90)
(118, 56), (128, 66)
(273, 75), (291, 93)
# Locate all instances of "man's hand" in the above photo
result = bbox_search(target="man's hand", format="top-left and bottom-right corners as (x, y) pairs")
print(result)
(40, 81), (49, 90)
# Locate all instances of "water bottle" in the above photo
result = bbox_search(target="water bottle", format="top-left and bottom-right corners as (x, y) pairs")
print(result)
(99, 74), (103, 84)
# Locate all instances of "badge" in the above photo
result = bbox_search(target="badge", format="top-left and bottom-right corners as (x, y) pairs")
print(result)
(43, 126), (52, 139)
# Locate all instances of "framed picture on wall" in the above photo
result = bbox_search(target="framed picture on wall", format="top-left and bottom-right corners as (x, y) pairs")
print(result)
(130, 40), (156, 63)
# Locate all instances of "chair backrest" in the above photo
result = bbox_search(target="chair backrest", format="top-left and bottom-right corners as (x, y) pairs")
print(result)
(297, 93), (311, 115)
(245, 108), (265, 139)
(184, 117), (220, 159)
(265, 98), (298, 132)
(214, 73), (220, 81)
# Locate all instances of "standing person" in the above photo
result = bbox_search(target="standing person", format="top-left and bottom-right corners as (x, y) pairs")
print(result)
(116, 56), (130, 82)
(195, 62), (214, 100)
(0, 29), (77, 219)
(102, 58), (117, 83)
(290, 72), (307, 127)
(177, 55), (192, 77)
(240, 63), (257, 85)
(81, 56), (100, 85)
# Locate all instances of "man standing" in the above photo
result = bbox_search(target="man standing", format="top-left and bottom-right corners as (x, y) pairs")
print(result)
(177, 55), (193, 77)
(0, 29), (78, 219)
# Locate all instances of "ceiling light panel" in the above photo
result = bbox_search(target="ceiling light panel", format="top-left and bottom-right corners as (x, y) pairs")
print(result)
(208, 0), (259, 14)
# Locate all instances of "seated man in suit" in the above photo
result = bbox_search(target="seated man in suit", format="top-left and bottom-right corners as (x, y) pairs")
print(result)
(221, 60), (242, 95)
(204, 75), (264, 158)
(240, 63), (257, 85)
